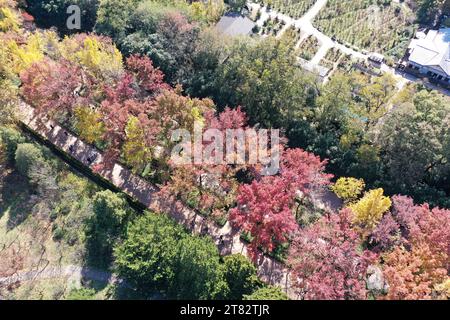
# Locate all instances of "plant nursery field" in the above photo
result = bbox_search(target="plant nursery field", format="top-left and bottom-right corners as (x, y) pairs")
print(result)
(260, 16), (286, 36)
(298, 35), (320, 60)
(314, 0), (418, 58)
(320, 47), (345, 69)
(256, 0), (316, 19)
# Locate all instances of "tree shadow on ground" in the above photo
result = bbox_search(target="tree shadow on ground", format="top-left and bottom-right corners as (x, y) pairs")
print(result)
(79, 265), (151, 300)
(80, 268), (111, 295)
(84, 236), (115, 271)
(0, 169), (34, 230)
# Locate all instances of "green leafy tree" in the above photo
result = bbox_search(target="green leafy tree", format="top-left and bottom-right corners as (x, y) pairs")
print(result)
(96, 0), (144, 42)
(120, 6), (199, 85)
(314, 72), (353, 130)
(0, 45), (19, 125)
(65, 287), (97, 300)
(14, 143), (46, 177)
(377, 89), (450, 206)
(115, 212), (228, 299)
(26, 0), (100, 34)
(351, 73), (396, 131)
(86, 190), (131, 266)
(183, 28), (230, 98)
(226, 0), (246, 13)
(190, 0), (225, 23)
(14, 143), (58, 199)
(286, 72), (360, 183)
(243, 286), (289, 300)
(416, 0), (445, 24)
(213, 36), (314, 128)
(0, 79), (18, 125)
(169, 235), (229, 299)
(222, 254), (262, 300)
(0, 127), (25, 162)
(114, 212), (186, 295)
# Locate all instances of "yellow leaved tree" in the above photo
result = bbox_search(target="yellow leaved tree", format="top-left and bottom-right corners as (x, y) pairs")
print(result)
(435, 278), (450, 300)
(0, 6), (20, 32)
(190, 0), (225, 24)
(60, 35), (123, 81)
(0, 137), (6, 164)
(74, 106), (105, 144)
(5, 33), (45, 73)
(123, 116), (152, 173)
(349, 188), (391, 233)
(331, 177), (365, 204)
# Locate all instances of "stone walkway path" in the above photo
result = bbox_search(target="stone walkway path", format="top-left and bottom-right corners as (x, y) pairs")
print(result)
(18, 102), (298, 298)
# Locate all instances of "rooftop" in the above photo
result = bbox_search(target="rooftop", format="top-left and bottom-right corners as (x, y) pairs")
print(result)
(216, 13), (255, 37)
(408, 28), (450, 76)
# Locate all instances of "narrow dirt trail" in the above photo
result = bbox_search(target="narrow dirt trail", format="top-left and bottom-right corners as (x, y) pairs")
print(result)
(0, 265), (124, 288)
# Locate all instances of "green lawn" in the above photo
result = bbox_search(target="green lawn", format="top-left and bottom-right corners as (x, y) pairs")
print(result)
(0, 135), (109, 299)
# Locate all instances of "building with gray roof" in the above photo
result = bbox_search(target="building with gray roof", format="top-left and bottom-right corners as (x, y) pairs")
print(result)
(216, 13), (255, 37)
(406, 28), (450, 83)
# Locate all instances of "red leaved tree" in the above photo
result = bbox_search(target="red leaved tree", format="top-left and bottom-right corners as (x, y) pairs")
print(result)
(230, 148), (331, 261)
(103, 72), (137, 104)
(162, 106), (249, 219)
(378, 196), (450, 300)
(230, 175), (298, 260)
(126, 54), (170, 97)
(103, 55), (169, 104)
(288, 208), (376, 300)
(280, 148), (333, 193)
(20, 58), (94, 118)
(97, 99), (159, 170)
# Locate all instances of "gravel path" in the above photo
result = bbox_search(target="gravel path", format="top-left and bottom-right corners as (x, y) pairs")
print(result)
(0, 265), (124, 288)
